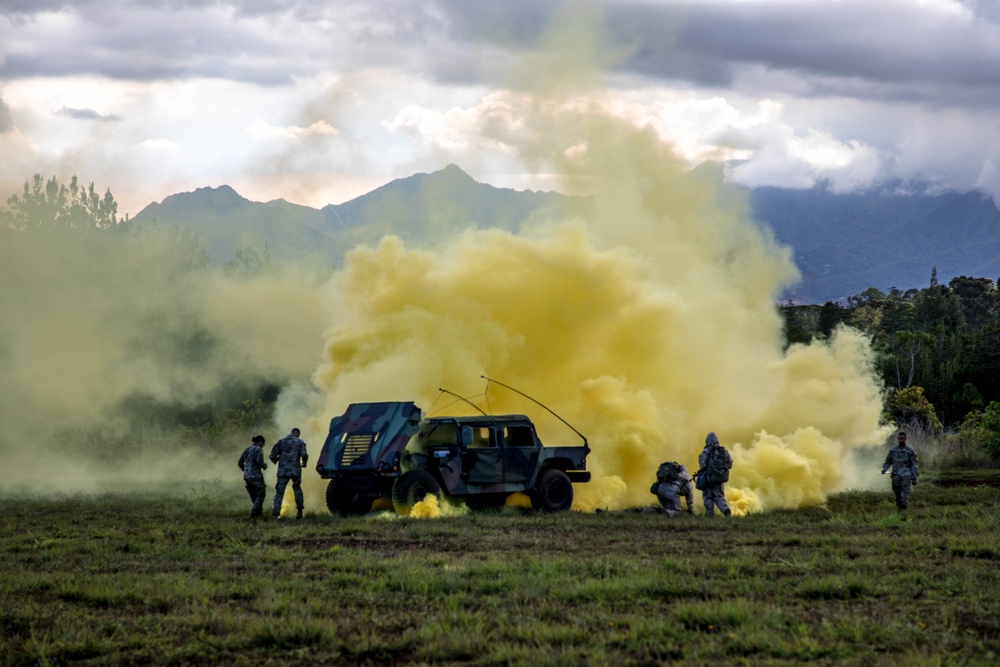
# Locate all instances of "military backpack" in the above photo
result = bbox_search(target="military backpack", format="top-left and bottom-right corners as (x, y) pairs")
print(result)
(703, 446), (731, 485)
(656, 461), (683, 484)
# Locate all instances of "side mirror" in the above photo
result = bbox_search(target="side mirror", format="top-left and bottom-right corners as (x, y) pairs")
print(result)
(460, 426), (473, 446)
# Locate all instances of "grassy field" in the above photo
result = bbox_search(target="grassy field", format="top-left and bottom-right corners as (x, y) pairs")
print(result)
(2, 477), (999, 666)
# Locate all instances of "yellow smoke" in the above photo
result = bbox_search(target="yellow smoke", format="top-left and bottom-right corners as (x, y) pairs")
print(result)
(0, 225), (326, 492)
(288, 12), (889, 516)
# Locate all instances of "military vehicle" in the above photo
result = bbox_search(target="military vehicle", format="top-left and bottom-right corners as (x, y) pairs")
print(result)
(315, 381), (590, 515)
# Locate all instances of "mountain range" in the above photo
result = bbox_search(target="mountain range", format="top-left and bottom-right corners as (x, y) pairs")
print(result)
(133, 164), (1000, 304)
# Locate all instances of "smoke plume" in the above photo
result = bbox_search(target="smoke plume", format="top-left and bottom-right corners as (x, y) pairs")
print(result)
(281, 10), (890, 516)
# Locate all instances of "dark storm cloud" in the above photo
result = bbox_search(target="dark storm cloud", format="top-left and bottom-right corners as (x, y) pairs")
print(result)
(55, 106), (121, 121)
(0, 1), (337, 84)
(432, 0), (1000, 104)
(3, 0), (1000, 105)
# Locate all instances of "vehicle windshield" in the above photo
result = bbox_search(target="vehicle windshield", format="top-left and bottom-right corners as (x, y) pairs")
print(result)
(419, 422), (457, 447)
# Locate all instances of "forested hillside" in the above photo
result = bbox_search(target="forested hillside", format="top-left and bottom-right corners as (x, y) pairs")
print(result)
(782, 272), (1000, 430)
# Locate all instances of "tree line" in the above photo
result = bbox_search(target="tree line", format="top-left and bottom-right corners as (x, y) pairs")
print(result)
(782, 269), (1000, 457)
(0, 174), (291, 458)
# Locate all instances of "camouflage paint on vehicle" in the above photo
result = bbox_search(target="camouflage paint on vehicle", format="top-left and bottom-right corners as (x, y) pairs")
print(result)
(315, 402), (590, 514)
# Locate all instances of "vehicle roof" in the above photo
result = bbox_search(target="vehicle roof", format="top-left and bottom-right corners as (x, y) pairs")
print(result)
(423, 414), (532, 426)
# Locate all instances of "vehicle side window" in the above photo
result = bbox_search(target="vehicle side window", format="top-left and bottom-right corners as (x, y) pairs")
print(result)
(505, 426), (533, 448)
(470, 426), (494, 448)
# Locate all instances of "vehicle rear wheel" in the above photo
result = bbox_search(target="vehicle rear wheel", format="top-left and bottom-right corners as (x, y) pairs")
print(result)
(392, 471), (441, 515)
(325, 478), (373, 516)
(531, 469), (573, 512)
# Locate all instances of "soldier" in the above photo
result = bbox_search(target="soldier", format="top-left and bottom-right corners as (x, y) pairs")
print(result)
(270, 427), (309, 519)
(698, 432), (733, 517)
(650, 462), (694, 517)
(237, 435), (268, 519)
(881, 431), (919, 509)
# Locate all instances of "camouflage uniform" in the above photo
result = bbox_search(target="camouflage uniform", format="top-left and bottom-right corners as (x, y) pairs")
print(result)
(270, 432), (308, 518)
(237, 440), (267, 518)
(882, 434), (919, 509)
(652, 463), (694, 517)
(698, 432), (733, 517)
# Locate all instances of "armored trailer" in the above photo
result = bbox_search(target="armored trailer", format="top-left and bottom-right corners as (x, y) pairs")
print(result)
(315, 401), (590, 515)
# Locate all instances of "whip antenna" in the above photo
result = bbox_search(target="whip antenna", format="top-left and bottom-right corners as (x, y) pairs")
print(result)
(481, 375), (589, 450)
(436, 388), (488, 416)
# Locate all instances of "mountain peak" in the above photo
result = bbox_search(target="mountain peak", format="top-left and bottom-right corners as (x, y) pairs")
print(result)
(152, 184), (250, 216)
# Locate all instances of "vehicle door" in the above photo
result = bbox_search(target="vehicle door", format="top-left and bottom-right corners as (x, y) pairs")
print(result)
(463, 425), (504, 484)
(501, 425), (539, 483)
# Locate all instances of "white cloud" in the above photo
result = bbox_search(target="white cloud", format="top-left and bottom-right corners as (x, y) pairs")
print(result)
(1, 0), (1000, 208)
(140, 138), (182, 153)
(245, 118), (339, 141)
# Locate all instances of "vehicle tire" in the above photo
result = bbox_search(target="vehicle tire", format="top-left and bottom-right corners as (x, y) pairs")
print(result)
(325, 478), (373, 516)
(392, 471), (441, 515)
(531, 469), (573, 512)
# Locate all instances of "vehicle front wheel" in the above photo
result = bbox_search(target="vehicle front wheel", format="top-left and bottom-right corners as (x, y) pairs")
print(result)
(325, 478), (373, 516)
(531, 469), (573, 512)
(391, 471), (441, 515)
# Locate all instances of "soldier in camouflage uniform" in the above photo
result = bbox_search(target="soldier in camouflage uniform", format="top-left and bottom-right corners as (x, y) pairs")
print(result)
(650, 463), (694, 517)
(237, 435), (268, 518)
(881, 431), (919, 509)
(698, 432), (733, 517)
(270, 428), (309, 519)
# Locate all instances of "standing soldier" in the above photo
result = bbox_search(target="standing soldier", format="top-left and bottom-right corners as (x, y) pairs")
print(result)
(650, 461), (695, 517)
(881, 431), (919, 509)
(270, 427), (309, 519)
(697, 432), (733, 517)
(238, 435), (268, 519)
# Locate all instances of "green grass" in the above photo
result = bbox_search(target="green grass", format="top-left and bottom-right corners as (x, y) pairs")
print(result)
(2, 480), (999, 666)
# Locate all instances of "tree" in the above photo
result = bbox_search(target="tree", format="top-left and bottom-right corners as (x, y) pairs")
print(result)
(949, 276), (996, 329)
(979, 401), (1000, 460)
(0, 174), (121, 234)
(818, 301), (849, 337)
(224, 244), (272, 277)
(884, 386), (942, 432)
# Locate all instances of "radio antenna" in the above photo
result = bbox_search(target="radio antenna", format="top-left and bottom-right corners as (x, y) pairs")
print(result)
(436, 388), (488, 416)
(481, 376), (589, 450)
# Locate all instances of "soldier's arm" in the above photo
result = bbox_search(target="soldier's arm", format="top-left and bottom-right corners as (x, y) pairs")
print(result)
(881, 450), (892, 472)
(269, 442), (280, 464)
(301, 442), (308, 467)
(256, 448), (267, 470)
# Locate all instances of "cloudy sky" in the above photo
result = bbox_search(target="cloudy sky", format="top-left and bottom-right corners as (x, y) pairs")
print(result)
(2, 0), (1000, 216)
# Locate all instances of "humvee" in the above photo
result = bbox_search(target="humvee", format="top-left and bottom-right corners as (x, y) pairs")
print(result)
(315, 399), (590, 515)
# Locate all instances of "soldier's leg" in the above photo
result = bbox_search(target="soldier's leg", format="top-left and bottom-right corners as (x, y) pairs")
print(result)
(251, 480), (266, 517)
(244, 480), (255, 516)
(715, 484), (732, 516)
(273, 476), (290, 517)
(657, 485), (682, 516)
(891, 476), (904, 509)
(898, 478), (912, 509)
(702, 488), (716, 516)
(291, 475), (304, 514)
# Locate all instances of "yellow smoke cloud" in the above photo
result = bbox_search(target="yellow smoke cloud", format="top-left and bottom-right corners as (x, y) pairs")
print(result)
(0, 225), (326, 492)
(288, 13), (890, 516)
(292, 182), (887, 514)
